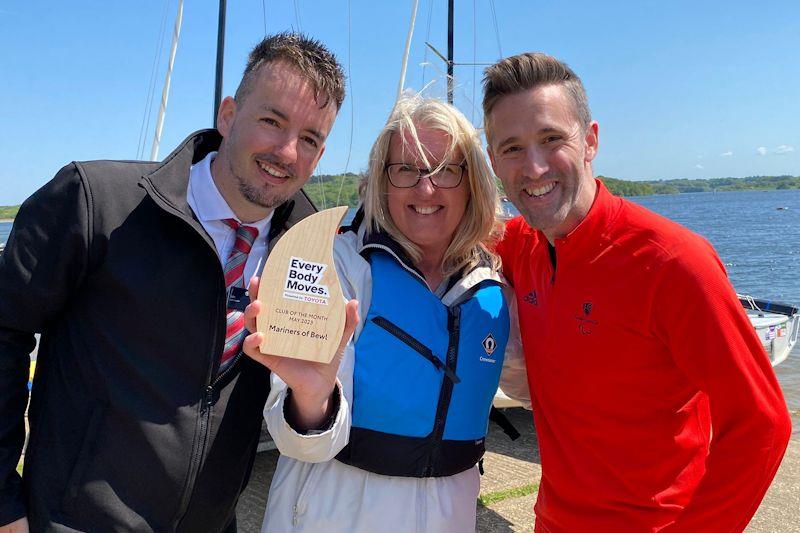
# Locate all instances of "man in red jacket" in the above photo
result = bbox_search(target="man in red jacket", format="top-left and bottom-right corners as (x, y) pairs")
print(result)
(483, 52), (792, 531)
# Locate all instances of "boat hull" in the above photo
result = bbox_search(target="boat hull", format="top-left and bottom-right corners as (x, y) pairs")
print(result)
(748, 310), (800, 367)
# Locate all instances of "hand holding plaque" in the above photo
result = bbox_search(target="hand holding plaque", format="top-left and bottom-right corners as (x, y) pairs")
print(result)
(256, 206), (352, 363)
(241, 206), (358, 431)
(242, 276), (358, 430)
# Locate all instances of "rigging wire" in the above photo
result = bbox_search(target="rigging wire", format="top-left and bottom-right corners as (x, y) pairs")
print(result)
(420, 0), (435, 91)
(489, 0), (503, 58)
(472, 0), (477, 123)
(292, 0), (303, 32)
(335, 0), (356, 207)
(262, 0), (267, 35)
(314, 163), (327, 209)
(136, 0), (171, 159)
(312, 0), (328, 209)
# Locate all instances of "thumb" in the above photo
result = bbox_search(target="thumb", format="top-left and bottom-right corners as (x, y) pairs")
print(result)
(247, 275), (260, 301)
(336, 299), (359, 355)
(243, 276), (262, 332)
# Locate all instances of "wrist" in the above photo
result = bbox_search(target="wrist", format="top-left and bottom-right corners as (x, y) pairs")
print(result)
(291, 384), (335, 411)
(285, 385), (339, 433)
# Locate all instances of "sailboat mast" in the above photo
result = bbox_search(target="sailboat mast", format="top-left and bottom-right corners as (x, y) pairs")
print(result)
(447, 0), (454, 104)
(396, 0), (420, 102)
(213, 0), (227, 127)
(150, 0), (184, 161)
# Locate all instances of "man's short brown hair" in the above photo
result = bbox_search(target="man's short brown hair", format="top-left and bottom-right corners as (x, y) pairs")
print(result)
(482, 52), (591, 140)
(235, 32), (345, 110)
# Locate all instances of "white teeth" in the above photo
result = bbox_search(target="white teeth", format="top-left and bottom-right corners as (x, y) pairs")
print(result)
(257, 161), (287, 178)
(413, 205), (440, 215)
(524, 182), (556, 197)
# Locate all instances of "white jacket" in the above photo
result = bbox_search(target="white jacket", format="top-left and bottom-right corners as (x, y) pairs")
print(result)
(261, 226), (527, 533)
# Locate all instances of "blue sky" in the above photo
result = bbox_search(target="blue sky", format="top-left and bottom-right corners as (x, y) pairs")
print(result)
(1, 0), (798, 204)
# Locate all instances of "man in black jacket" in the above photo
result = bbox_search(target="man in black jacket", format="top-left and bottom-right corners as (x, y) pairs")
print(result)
(0, 32), (349, 532)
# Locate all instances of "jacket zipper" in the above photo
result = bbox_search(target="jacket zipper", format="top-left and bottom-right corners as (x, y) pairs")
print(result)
(371, 316), (460, 383)
(548, 242), (557, 284)
(424, 306), (461, 476)
(175, 330), (249, 529)
(175, 278), (257, 528)
(142, 170), (280, 529)
(174, 283), (226, 529)
(210, 348), (245, 386)
(174, 385), (214, 529)
(291, 464), (323, 526)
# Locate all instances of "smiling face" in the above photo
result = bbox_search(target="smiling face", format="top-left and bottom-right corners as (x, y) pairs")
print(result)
(487, 84), (599, 242)
(386, 126), (470, 261)
(212, 61), (338, 222)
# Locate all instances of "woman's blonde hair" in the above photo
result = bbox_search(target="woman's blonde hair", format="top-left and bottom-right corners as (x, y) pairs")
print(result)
(362, 94), (502, 276)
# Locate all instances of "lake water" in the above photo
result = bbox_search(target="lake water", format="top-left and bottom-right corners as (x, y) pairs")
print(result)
(0, 221), (10, 245)
(629, 189), (800, 428)
(2, 188), (798, 420)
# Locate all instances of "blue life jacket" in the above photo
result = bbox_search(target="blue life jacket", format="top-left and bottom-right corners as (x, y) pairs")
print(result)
(336, 247), (509, 477)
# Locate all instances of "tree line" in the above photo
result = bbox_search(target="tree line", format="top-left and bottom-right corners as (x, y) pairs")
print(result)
(0, 206), (18, 219)
(599, 175), (800, 197)
(303, 172), (362, 208)
(2, 174), (798, 217)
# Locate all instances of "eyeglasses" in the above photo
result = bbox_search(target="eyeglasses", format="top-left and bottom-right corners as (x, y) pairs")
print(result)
(385, 162), (466, 189)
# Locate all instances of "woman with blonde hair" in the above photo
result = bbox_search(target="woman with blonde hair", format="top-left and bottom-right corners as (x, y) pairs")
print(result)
(244, 94), (515, 532)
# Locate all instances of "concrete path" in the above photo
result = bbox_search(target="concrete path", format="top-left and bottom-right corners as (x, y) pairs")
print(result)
(236, 408), (799, 532)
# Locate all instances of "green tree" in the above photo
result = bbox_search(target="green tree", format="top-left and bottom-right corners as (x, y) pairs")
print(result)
(0, 205), (20, 219)
(303, 173), (363, 208)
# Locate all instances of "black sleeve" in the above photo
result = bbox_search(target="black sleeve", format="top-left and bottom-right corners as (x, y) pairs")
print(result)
(0, 163), (91, 525)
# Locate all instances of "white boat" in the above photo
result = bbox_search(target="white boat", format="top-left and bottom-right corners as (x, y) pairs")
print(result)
(739, 295), (800, 367)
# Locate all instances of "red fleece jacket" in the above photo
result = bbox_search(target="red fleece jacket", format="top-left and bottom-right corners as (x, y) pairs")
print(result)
(498, 180), (791, 532)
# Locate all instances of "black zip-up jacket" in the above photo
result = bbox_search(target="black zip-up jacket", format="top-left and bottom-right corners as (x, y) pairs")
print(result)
(0, 130), (315, 531)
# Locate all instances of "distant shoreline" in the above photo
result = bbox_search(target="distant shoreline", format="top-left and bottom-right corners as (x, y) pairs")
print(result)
(0, 218), (13, 223)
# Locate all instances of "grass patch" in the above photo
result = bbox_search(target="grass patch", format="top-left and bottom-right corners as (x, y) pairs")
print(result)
(478, 483), (539, 506)
(16, 461), (23, 475)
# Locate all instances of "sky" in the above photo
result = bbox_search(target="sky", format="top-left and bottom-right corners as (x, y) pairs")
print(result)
(1, 0), (798, 204)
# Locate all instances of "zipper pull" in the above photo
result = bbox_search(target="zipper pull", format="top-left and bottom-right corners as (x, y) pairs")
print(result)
(451, 306), (461, 330)
(205, 385), (214, 408)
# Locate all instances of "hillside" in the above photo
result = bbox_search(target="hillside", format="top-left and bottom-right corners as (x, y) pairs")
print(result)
(305, 173), (800, 205)
(599, 175), (800, 197)
(2, 174), (797, 217)
(0, 206), (19, 219)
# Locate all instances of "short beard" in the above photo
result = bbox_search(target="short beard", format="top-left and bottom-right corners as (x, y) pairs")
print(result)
(236, 176), (290, 210)
(224, 151), (292, 210)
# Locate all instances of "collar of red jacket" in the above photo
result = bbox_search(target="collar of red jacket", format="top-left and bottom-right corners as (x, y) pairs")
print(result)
(543, 178), (624, 264)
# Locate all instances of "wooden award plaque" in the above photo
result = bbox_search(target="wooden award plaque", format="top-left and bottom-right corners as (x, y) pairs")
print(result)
(256, 206), (349, 363)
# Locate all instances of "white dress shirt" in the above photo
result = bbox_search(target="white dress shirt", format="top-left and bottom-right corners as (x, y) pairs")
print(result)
(187, 151), (274, 284)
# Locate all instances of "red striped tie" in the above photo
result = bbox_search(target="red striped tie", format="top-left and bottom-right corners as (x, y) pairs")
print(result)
(219, 219), (259, 375)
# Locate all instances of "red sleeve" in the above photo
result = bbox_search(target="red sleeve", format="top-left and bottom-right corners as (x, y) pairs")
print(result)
(652, 238), (791, 531)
